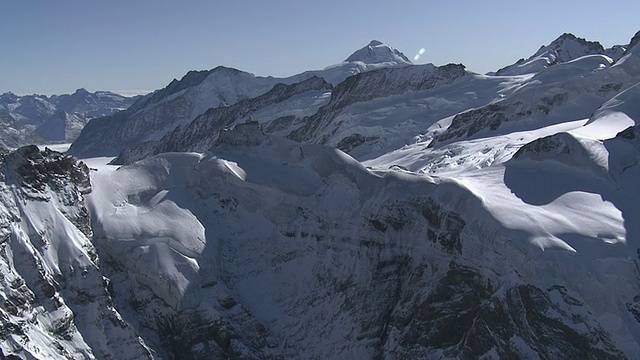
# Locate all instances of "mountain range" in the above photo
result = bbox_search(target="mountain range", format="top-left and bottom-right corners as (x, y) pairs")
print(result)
(0, 89), (140, 148)
(2, 30), (640, 359)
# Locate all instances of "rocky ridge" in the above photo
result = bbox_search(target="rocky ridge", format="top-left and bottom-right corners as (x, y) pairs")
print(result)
(0, 146), (151, 359)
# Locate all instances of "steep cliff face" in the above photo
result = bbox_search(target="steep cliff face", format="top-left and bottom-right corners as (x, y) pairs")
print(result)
(0, 146), (150, 359)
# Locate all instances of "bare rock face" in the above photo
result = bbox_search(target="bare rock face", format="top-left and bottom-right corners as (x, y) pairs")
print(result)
(216, 120), (265, 147)
(0, 146), (151, 359)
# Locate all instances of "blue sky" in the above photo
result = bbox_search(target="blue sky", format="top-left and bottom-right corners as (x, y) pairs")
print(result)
(1, 0), (638, 95)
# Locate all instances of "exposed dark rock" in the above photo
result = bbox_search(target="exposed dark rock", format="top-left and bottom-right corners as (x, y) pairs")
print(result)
(216, 120), (265, 147)
(512, 132), (576, 159)
(336, 133), (380, 153)
(390, 264), (625, 359)
(617, 124), (640, 140)
(264, 115), (296, 133)
(2, 145), (91, 195)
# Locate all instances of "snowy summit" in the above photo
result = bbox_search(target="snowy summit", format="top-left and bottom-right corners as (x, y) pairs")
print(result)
(496, 33), (611, 76)
(344, 40), (412, 65)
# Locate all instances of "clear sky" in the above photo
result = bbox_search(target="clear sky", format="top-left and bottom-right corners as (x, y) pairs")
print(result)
(1, 0), (638, 96)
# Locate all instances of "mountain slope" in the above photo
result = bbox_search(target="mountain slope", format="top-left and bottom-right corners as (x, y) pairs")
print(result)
(430, 48), (640, 148)
(287, 64), (527, 160)
(68, 67), (288, 158)
(288, 63), (467, 145)
(112, 76), (332, 165)
(114, 62), (509, 165)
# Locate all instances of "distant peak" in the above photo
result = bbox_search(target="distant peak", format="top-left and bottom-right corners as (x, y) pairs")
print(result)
(545, 33), (604, 53)
(345, 40), (412, 65)
(496, 31), (609, 75)
(73, 88), (90, 95)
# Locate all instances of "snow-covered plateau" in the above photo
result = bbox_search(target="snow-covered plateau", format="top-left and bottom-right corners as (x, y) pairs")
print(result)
(3, 30), (640, 359)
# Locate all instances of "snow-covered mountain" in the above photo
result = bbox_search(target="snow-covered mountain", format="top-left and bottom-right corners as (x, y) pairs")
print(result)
(68, 41), (413, 159)
(429, 38), (640, 148)
(0, 89), (138, 148)
(4, 30), (640, 359)
(495, 33), (618, 76)
(345, 39), (412, 65)
(112, 76), (332, 165)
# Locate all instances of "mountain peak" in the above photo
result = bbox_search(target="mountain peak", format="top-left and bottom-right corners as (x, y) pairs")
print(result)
(535, 33), (605, 62)
(496, 33), (605, 75)
(555, 32), (578, 41)
(73, 88), (90, 96)
(345, 40), (412, 65)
